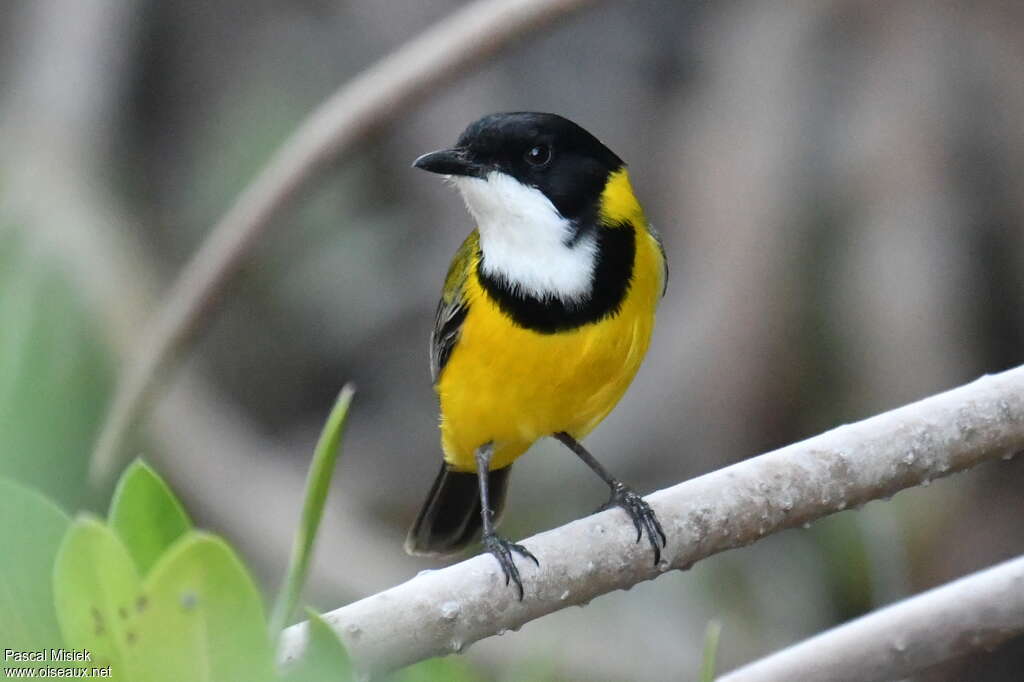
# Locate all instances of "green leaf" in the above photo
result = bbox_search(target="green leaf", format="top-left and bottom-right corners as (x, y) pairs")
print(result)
(282, 610), (352, 682)
(134, 531), (276, 682)
(270, 385), (355, 634)
(55, 521), (276, 682)
(53, 517), (146, 680)
(0, 479), (71, 662)
(700, 619), (722, 682)
(108, 460), (192, 575)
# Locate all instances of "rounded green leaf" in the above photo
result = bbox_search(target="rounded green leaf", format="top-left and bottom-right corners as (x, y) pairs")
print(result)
(134, 531), (276, 682)
(108, 460), (192, 575)
(53, 516), (146, 680)
(0, 479), (70, 660)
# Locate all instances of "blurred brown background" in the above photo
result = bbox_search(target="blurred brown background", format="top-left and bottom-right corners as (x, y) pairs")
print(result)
(3, 1), (1024, 680)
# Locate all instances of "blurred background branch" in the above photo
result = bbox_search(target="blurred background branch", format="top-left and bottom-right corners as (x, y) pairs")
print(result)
(88, 0), (603, 486)
(278, 365), (1024, 677)
(720, 554), (1024, 682)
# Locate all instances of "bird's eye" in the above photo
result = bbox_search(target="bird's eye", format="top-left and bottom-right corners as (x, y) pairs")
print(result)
(524, 144), (552, 167)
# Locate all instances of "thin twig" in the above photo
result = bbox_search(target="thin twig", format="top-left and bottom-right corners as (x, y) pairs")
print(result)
(717, 554), (1024, 682)
(88, 0), (602, 486)
(277, 366), (1024, 677)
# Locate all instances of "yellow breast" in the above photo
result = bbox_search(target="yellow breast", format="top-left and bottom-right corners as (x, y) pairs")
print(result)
(436, 220), (664, 471)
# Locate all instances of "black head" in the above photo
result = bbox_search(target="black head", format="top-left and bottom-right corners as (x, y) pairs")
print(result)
(413, 112), (624, 221)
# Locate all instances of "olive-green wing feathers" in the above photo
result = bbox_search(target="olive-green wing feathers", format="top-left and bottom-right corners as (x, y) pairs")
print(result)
(430, 231), (479, 383)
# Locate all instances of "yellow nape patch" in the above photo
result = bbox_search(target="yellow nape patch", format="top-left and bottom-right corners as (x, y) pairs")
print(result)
(598, 168), (646, 228)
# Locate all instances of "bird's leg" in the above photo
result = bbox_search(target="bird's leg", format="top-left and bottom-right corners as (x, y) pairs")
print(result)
(553, 432), (667, 565)
(476, 442), (538, 600)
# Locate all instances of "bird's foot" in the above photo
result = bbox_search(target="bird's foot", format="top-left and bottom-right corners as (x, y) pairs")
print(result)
(600, 482), (667, 565)
(482, 533), (539, 601)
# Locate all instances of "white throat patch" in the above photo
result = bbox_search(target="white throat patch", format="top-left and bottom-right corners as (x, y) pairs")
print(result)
(453, 172), (597, 302)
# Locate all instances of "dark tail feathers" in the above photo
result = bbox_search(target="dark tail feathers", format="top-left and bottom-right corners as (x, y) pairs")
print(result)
(405, 464), (510, 556)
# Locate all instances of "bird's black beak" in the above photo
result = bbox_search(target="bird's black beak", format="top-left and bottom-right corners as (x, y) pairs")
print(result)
(412, 147), (485, 178)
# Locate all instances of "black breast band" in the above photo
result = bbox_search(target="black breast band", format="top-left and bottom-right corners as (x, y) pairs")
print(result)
(476, 222), (636, 334)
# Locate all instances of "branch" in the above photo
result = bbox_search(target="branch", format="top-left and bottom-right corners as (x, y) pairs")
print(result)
(277, 366), (1024, 677)
(88, 0), (602, 486)
(717, 554), (1024, 682)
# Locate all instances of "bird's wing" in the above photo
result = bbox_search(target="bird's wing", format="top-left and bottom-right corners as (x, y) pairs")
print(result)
(430, 230), (479, 384)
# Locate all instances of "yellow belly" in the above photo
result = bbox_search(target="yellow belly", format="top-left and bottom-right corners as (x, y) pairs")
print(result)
(436, 232), (663, 471)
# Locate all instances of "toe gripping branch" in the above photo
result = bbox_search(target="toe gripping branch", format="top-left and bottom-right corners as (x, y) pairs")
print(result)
(553, 432), (668, 566)
(602, 481), (667, 566)
(482, 530), (539, 601)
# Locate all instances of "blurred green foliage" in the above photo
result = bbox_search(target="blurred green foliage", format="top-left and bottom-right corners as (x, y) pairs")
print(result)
(0, 232), (113, 508)
(700, 620), (722, 682)
(0, 479), (69, 667)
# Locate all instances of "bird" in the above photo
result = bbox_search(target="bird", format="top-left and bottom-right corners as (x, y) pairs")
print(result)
(406, 112), (667, 599)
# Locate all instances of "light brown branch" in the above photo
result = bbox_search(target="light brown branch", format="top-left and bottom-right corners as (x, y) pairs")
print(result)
(277, 365), (1024, 677)
(88, 0), (603, 486)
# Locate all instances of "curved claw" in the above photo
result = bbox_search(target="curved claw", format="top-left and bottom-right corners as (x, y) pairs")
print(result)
(606, 484), (668, 566)
(483, 534), (539, 600)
